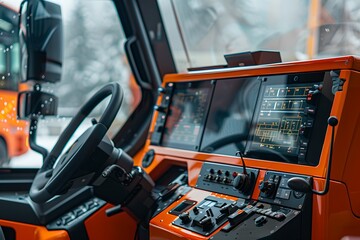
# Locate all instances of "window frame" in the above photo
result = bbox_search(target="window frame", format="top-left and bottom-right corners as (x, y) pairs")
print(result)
(112, 0), (177, 155)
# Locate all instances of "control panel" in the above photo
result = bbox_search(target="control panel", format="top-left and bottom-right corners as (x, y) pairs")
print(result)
(151, 71), (333, 166)
(151, 83), (174, 145)
(148, 57), (360, 240)
(172, 196), (244, 236)
(196, 163), (259, 199)
(47, 198), (105, 230)
(212, 202), (307, 240)
(152, 166), (191, 217)
(258, 171), (311, 209)
(171, 163), (312, 238)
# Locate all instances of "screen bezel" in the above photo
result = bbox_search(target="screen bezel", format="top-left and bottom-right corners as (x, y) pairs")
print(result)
(158, 71), (334, 166)
(244, 71), (333, 165)
(160, 80), (214, 151)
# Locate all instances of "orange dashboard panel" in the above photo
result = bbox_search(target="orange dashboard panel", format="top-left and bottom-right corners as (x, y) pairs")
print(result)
(84, 204), (137, 240)
(138, 56), (360, 239)
(0, 220), (69, 240)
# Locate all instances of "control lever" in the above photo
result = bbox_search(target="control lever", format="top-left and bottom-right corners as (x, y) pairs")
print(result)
(259, 180), (275, 197)
(220, 203), (237, 215)
(160, 182), (181, 200)
(287, 116), (338, 195)
(159, 172), (188, 201)
(235, 151), (247, 175)
(179, 212), (191, 224)
(221, 205), (254, 232)
(106, 204), (123, 217)
(233, 151), (253, 194)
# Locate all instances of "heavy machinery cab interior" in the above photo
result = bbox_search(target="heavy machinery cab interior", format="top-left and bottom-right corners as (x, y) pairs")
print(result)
(1, 1), (360, 240)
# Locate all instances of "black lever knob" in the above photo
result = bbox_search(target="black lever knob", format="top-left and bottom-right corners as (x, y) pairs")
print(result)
(259, 180), (275, 197)
(193, 206), (199, 215)
(233, 173), (249, 192)
(328, 116), (338, 127)
(105, 205), (123, 217)
(179, 212), (191, 224)
(220, 203), (237, 215)
(287, 177), (311, 193)
(200, 216), (214, 231)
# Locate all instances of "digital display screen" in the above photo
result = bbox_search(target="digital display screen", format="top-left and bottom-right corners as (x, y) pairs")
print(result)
(161, 81), (213, 150)
(200, 77), (260, 155)
(157, 71), (332, 166)
(246, 79), (323, 163)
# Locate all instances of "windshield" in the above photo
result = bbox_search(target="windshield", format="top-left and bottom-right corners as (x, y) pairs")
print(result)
(159, 0), (360, 71)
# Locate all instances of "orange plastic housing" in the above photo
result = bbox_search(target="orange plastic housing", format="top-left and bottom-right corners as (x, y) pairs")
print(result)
(0, 219), (69, 240)
(84, 204), (137, 240)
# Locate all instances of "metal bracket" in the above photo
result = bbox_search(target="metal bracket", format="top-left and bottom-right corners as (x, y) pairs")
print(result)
(330, 70), (345, 94)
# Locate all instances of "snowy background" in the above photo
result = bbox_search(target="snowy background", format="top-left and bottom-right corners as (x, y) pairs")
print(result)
(5, 0), (133, 168)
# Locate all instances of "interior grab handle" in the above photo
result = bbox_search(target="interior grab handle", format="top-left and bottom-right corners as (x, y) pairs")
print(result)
(124, 36), (152, 90)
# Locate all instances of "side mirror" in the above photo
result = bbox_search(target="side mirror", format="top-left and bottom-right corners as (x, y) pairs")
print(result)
(17, 0), (62, 118)
(17, 0), (63, 159)
(19, 0), (63, 83)
(17, 88), (58, 119)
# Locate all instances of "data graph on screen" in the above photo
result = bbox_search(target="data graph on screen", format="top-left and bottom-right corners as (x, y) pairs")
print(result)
(249, 85), (312, 156)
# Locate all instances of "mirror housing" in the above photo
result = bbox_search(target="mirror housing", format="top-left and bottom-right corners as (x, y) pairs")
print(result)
(19, 0), (63, 83)
(17, 0), (63, 160)
(17, 90), (58, 119)
(18, 0), (63, 120)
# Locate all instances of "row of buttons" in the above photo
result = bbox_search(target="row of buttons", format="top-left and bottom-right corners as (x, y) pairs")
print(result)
(276, 188), (291, 200)
(204, 174), (232, 184)
(277, 177), (304, 199)
(300, 84), (321, 160)
(252, 205), (286, 221)
(204, 168), (241, 185)
(151, 84), (174, 145)
(55, 199), (100, 226)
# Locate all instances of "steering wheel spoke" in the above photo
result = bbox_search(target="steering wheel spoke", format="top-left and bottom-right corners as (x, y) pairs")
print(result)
(37, 169), (53, 188)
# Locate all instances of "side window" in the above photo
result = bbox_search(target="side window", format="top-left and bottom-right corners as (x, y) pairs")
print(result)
(0, 1), (138, 168)
(0, 44), (5, 75)
(10, 42), (19, 74)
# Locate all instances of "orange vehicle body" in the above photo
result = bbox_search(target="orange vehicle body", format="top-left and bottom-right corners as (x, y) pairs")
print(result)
(0, 3), (29, 161)
(1, 56), (360, 239)
(0, 90), (29, 158)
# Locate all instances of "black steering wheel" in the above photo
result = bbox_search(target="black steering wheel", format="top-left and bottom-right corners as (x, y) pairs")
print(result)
(30, 82), (123, 203)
